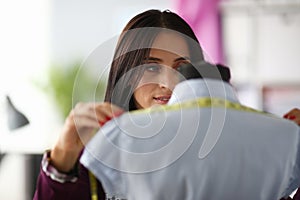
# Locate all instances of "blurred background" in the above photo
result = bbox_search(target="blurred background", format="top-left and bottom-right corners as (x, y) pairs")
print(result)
(0, 0), (299, 199)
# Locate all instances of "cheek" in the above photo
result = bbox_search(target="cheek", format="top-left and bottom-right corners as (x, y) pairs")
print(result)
(133, 84), (155, 107)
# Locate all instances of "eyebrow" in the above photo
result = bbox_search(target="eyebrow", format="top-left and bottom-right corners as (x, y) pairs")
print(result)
(146, 56), (190, 62)
(174, 56), (190, 62)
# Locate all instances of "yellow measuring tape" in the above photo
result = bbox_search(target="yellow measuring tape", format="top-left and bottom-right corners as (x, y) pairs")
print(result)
(132, 97), (265, 115)
(88, 97), (266, 199)
(89, 171), (98, 200)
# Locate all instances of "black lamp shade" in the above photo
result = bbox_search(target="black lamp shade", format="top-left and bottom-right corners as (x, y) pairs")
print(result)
(6, 95), (30, 131)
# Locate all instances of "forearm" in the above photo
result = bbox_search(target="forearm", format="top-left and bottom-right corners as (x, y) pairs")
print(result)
(51, 146), (81, 172)
(50, 123), (84, 172)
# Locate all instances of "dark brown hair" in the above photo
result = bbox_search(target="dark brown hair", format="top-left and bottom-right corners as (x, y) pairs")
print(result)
(104, 9), (203, 110)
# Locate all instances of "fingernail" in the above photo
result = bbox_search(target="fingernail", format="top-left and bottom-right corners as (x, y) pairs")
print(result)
(283, 114), (288, 118)
(289, 115), (296, 120)
(99, 121), (105, 126)
(99, 117), (111, 126)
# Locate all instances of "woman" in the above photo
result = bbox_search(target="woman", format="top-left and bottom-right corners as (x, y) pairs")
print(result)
(34, 9), (203, 200)
(34, 9), (300, 200)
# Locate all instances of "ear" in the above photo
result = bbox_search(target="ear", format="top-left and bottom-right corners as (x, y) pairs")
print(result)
(216, 64), (231, 83)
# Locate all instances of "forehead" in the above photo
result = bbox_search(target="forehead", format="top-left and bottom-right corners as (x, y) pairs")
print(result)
(150, 31), (190, 57)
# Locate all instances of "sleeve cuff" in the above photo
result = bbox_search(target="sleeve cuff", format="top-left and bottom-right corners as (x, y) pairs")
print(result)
(41, 150), (79, 183)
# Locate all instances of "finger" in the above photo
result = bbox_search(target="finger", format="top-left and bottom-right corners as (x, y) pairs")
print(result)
(109, 104), (125, 117)
(95, 102), (124, 116)
(288, 108), (300, 115)
(73, 103), (103, 124)
(295, 119), (300, 126)
(94, 107), (111, 124)
(94, 103), (124, 123)
(73, 102), (97, 116)
(73, 115), (100, 129)
(73, 102), (124, 126)
(283, 108), (300, 118)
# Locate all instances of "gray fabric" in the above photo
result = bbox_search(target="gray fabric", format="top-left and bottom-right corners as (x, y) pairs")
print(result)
(81, 79), (300, 200)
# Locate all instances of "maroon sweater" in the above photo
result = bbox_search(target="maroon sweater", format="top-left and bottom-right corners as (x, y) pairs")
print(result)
(33, 163), (105, 200)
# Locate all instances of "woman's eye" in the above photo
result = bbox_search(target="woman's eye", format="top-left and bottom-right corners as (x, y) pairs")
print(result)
(174, 61), (190, 70)
(145, 64), (161, 72)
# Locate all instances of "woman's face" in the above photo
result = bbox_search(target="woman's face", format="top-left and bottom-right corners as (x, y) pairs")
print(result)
(133, 32), (190, 109)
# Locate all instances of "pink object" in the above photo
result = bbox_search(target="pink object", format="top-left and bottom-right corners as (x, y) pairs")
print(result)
(172, 0), (225, 64)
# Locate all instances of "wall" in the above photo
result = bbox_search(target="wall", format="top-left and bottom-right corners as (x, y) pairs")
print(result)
(50, 0), (173, 65)
(221, 1), (300, 112)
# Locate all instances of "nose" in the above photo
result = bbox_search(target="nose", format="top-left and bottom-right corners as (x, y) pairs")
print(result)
(158, 67), (178, 91)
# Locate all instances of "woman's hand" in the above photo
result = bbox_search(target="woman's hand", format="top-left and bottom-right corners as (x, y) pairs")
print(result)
(51, 102), (124, 172)
(283, 108), (300, 126)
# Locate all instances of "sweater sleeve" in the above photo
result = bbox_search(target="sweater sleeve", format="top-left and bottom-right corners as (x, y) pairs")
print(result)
(33, 160), (105, 200)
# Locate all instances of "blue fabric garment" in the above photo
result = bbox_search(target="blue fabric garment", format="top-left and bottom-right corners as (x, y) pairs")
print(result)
(81, 79), (300, 200)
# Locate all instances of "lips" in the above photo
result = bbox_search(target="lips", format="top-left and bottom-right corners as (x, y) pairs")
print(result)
(153, 95), (171, 104)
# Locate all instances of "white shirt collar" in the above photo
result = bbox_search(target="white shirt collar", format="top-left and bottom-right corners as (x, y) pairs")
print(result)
(168, 79), (239, 105)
